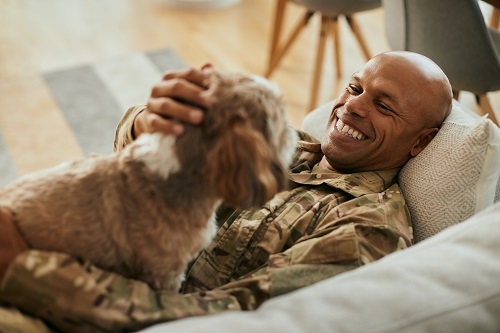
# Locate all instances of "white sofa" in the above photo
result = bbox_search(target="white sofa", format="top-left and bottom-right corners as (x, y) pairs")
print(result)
(140, 100), (500, 333)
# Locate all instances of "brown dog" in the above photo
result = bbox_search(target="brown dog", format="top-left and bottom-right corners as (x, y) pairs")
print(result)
(0, 69), (298, 291)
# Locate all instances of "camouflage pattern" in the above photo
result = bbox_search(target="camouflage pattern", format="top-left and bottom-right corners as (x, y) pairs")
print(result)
(0, 106), (413, 332)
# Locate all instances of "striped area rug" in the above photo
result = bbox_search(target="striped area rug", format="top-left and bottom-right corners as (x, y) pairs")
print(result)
(0, 48), (186, 186)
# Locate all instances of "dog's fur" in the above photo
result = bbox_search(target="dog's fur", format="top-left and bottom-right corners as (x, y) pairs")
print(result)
(0, 69), (298, 291)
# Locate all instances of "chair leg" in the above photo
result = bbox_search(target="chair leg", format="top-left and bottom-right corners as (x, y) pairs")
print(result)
(267, 0), (287, 71)
(265, 10), (315, 77)
(331, 16), (342, 79)
(308, 14), (331, 112)
(478, 94), (499, 126)
(489, 8), (500, 29)
(345, 15), (372, 60)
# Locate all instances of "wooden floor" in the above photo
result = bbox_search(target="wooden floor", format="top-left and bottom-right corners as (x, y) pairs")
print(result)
(0, 0), (499, 175)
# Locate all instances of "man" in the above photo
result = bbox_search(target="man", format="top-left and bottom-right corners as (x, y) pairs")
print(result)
(0, 51), (452, 332)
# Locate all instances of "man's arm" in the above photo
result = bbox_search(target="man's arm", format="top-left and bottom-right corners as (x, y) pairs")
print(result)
(0, 250), (243, 333)
(0, 253), (353, 332)
(0, 253), (352, 333)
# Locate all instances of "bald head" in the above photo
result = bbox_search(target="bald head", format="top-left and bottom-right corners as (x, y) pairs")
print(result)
(371, 51), (453, 127)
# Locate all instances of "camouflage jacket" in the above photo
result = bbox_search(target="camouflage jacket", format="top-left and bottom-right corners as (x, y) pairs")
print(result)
(0, 106), (413, 333)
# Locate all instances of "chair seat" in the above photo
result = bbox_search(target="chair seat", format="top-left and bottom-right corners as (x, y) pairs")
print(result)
(290, 0), (381, 17)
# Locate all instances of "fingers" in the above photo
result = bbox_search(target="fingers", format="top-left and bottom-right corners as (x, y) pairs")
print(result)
(148, 79), (211, 111)
(162, 67), (210, 89)
(139, 110), (186, 136)
(201, 62), (213, 70)
(136, 67), (215, 137)
(151, 67), (214, 112)
(147, 97), (205, 123)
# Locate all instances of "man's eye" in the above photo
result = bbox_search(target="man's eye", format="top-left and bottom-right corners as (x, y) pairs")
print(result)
(377, 103), (392, 112)
(347, 85), (360, 94)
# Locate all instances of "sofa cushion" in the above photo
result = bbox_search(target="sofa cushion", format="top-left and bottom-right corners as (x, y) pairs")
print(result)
(300, 100), (500, 242)
(300, 100), (334, 142)
(399, 102), (500, 242)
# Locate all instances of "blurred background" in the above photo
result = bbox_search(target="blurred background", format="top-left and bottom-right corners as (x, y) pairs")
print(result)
(0, 0), (498, 182)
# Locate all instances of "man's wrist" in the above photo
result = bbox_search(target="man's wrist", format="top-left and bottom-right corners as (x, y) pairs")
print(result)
(114, 105), (147, 152)
(132, 108), (146, 139)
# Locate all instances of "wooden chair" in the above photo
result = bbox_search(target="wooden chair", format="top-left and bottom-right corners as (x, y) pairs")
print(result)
(265, 0), (381, 112)
(490, 7), (499, 28)
(383, 0), (500, 125)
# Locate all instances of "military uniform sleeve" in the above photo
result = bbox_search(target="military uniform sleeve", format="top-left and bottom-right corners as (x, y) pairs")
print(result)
(113, 105), (146, 153)
(0, 251), (245, 333)
(0, 251), (355, 333)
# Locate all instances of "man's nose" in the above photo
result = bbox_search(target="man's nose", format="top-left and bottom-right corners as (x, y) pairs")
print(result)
(345, 95), (369, 117)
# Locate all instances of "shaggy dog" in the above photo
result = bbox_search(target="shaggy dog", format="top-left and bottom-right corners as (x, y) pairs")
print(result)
(0, 68), (298, 291)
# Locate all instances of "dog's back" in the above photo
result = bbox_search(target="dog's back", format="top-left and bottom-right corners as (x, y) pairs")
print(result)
(0, 153), (147, 276)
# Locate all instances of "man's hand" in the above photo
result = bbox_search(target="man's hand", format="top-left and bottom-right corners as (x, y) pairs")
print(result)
(134, 66), (214, 137)
(0, 207), (28, 281)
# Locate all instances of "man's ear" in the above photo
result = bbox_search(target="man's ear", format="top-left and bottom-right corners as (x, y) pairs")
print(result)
(410, 128), (439, 157)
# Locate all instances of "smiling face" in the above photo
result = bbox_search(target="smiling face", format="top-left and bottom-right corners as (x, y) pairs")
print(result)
(320, 51), (452, 173)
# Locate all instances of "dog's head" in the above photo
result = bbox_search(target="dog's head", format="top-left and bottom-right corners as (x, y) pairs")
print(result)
(201, 69), (298, 209)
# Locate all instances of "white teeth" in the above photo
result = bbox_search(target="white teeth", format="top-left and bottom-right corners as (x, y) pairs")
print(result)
(335, 119), (365, 140)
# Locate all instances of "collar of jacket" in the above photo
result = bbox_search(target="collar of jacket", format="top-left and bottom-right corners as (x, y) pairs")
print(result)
(288, 142), (399, 197)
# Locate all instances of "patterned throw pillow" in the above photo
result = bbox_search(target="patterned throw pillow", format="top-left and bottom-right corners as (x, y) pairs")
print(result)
(399, 102), (500, 242)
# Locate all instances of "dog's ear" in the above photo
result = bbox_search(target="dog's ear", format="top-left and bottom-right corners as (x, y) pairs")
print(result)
(207, 119), (287, 208)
